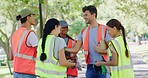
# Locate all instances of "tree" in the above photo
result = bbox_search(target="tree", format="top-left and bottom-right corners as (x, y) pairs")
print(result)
(0, 0), (39, 56)
(115, 0), (148, 44)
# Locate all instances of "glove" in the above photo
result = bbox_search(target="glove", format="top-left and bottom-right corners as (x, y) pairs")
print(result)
(75, 62), (82, 70)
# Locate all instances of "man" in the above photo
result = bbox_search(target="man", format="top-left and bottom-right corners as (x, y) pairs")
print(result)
(10, 9), (38, 78)
(66, 5), (111, 78)
(59, 20), (79, 78)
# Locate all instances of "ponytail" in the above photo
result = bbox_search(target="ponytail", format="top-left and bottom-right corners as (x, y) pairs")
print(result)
(120, 25), (129, 58)
(16, 15), (22, 21)
(40, 32), (48, 62)
(40, 18), (60, 62)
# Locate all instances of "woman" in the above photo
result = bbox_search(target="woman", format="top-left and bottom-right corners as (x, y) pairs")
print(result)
(95, 19), (134, 78)
(35, 18), (75, 78)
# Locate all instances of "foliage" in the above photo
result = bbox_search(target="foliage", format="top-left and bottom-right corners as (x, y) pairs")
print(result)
(115, 0), (148, 34)
(0, 0), (148, 53)
(0, 0), (39, 53)
(68, 20), (86, 38)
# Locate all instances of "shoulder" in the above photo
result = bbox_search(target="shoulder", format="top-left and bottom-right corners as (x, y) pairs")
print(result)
(67, 35), (74, 40)
(98, 24), (107, 28)
(28, 30), (36, 34)
(81, 27), (88, 33)
(55, 37), (65, 42)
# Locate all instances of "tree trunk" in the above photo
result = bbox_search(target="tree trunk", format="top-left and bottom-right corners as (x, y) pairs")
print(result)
(136, 35), (141, 45)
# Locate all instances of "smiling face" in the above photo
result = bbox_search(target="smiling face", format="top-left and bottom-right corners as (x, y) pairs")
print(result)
(83, 10), (95, 24)
(106, 26), (117, 38)
(60, 27), (68, 35)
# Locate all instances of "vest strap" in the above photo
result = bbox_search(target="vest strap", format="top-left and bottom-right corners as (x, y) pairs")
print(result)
(17, 30), (29, 53)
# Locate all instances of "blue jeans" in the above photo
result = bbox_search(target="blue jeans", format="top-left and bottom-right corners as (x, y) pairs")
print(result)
(86, 64), (106, 78)
(67, 75), (75, 78)
(14, 72), (36, 78)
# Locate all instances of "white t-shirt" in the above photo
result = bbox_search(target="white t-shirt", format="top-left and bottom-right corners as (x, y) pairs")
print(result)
(27, 32), (38, 47)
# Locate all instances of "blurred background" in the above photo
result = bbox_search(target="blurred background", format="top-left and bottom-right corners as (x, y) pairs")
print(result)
(0, 0), (147, 78)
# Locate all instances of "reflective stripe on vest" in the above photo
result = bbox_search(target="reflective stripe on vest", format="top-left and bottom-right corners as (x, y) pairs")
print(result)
(36, 67), (65, 75)
(111, 38), (133, 71)
(36, 36), (66, 77)
(82, 24), (107, 64)
(12, 30), (35, 61)
(35, 57), (59, 65)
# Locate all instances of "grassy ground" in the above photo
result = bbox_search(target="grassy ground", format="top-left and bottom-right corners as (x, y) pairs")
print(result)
(0, 63), (13, 78)
(0, 74), (13, 78)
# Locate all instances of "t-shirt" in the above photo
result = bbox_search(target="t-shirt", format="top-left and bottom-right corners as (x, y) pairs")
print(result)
(77, 25), (111, 64)
(27, 32), (38, 47)
(54, 37), (66, 59)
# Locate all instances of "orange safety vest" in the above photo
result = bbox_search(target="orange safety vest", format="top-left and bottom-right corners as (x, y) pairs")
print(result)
(11, 27), (36, 75)
(82, 24), (107, 64)
(66, 38), (78, 77)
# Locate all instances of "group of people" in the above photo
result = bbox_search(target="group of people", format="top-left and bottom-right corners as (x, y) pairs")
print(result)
(9, 5), (135, 78)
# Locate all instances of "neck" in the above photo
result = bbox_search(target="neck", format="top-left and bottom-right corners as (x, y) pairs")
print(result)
(115, 32), (121, 38)
(89, 19), (98, 28)
(50, 30), (58, 36)
(22, 21), (31, 28)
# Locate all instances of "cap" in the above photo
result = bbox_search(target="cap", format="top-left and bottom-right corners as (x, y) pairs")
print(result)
(20, 9), (35, 18)
(60, 20), (69, 27)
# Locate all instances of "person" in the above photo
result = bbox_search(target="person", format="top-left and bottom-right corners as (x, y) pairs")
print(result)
(59, 20), (79, 78)
(10, 9), (38, 78)
(95, 19), (135, 78)
(35, 18), (76, 78)
(66, 5), (111, 78)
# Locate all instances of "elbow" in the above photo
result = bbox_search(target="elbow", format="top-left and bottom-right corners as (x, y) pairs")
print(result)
(112, 62), (118, 66)
(110, 61), (118, 66)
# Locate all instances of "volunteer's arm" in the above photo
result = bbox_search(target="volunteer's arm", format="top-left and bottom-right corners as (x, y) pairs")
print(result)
(66, 40), (82, 53)
(95, 44), (118, 66)
(59, 48), (75, 67)
(94, 40), (110, 54)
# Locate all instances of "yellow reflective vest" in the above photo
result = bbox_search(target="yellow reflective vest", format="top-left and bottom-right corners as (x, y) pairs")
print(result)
(35, 35), (66, 78)
(108, 36), (134, 78)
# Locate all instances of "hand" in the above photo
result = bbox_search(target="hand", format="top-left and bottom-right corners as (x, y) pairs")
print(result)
(94, 44), (104, 52)
(95, 60), (103, 66)
(67, 59), (73, 63)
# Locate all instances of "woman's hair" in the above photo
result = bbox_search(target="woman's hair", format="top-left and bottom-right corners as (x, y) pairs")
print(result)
(16, 14), (32, 24)
(16, 15), (21, 21)
(106, 19), (129, 58)
(40, 18), (60, 62)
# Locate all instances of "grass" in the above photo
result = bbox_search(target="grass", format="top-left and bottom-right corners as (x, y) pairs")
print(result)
(0, 73), (13, 78)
